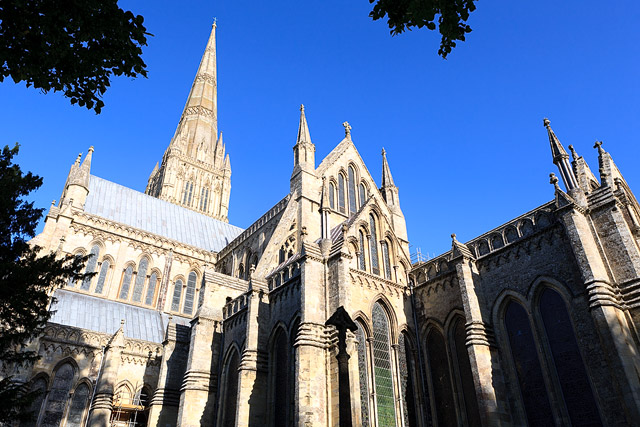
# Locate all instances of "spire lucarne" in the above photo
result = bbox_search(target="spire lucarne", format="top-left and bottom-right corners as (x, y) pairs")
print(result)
(145, 23), (231, 222)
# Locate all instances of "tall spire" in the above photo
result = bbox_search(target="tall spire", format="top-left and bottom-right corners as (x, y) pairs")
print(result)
(381, 148), (396, 188)
(297, 104), (312, 145)
(292, 104), (315, 174)
(543, 118), (578, 191)
(171, 22), (218, 161)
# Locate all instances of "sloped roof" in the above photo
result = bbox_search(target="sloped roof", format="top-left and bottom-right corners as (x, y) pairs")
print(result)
(49, 289), (192, 343)
(84, 175), (243, 252)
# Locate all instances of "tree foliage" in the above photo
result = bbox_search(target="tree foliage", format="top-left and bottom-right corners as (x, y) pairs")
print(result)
(369, 0), (477, 58)
(0, 144), (89, 423)
(0, 0), (148, 113)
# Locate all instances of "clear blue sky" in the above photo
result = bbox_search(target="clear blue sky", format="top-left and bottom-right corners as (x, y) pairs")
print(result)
(2, 0), (639, 257)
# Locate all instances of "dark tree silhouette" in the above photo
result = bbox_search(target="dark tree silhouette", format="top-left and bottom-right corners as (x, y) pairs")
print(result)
(369, 0), (477, 58)
(0, 144), (89, 423)
(0, 0), (148, 113)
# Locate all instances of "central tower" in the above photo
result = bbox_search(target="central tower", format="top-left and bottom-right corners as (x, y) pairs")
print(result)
(146, 23), (231, 222)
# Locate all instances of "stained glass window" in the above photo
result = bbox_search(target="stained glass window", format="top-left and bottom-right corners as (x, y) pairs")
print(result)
(348, 166), (357, 214)
(359, 183), (367, 208)
(119, 266), (134, 300)
(338, 174), (346, 213)
(398, 333), (417, 427)
(171, 279), (183, 312)
(132, 258), (149, 302)
(23, 377), (47, 427)
(329, 182), (336, 209)
(222, 351), (240, 427)
(370, 215), (380, 275)
(539, 288), (602, 426)
(145, 272), (158, 306)
(358, 231), (367, 271)
(372, 303), (396, 426)
(183, 272), (197, 315)
(356, 323), (370, 427)
(452, 318), (481, 426)
(94, 260), (110, 294)
(65, 383), (90, 427)
(80, 245), (99, 290)
(381, 241), (392, 280)
(272, 331), (290, 425)
(41, 363), (75, 427)
(504, 300), (553, 427)
(427, 329), (456, 426)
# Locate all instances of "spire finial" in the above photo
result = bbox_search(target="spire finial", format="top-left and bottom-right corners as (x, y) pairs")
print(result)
(342, 121), (352, 139)
(568, 144), (578, 161)
(88, 146), (94, 154)
(543, 117), (551, 128)
(213, 17), (217, 28)
(74, 153), (82, 165)
(451, 233), (457, 242)
(381, 147), (386, 157)
(594, 140), (605, 155)
(296, 104), (312, 145)
(549, 173), (560, 190)
(300, 104), (305, 112)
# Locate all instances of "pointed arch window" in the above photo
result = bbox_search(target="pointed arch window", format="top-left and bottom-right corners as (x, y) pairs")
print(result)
(426, 328), (457, 426)
(381, 241), (392, 280)
(348, 166), (357, 214)
(145, 272), (158, 306)
(451, 318), (481, 426)
(369, 214), (380, 275)
(338, 174), (346, 214)
(398, 332), (418, 427)
(355, 323), (371, 427)
(271, 330), (291, 425)
(94, 259), (110, 294)
(538, 288), (601, 425)
(171, 279), (183, 312)
(359, 183), (367, 208)
(183, 272), (197, 315)
(65, 383), (90, 427)
(80, 245), (100, 290)
(42, 363), (75, 425)
(67, 253), (82, 287)
(119, 265), (134, 300)
(372, 303), (396, 426)
(23, 377), (47, 427)
(358, 231), (367, 271)
(182, 181), (194, 205)
(132, 258), (149, 303)
(504, 300), (553, 426)
(329, 182), (336, 209)
(222, 350), (240, 427)
(200, 187), (210, 211)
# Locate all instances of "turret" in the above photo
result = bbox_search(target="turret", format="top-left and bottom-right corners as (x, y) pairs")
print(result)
(292, 104), (315, 175)
(61, 146), (93, 209)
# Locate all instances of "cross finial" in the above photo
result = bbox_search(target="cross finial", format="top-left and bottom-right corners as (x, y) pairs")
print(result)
(594, 140), (604, 155)
(549, 173), (560, 190)
(342, 121), (352, 138)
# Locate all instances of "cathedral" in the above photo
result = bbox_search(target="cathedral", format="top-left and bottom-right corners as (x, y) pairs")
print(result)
(11, 22), (640, 427)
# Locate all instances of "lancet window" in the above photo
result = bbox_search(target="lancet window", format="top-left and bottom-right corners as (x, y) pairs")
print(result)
(372, 303), (396, 425)
(398, 332), (418, 427)
(355, 323), (371, 427)
(348, 165), (358, 214)
(171, 279), (183, 312)
(80, 245), (100, 290)
(358, 230), (367, 271)
(119, 265), (134, 300)
(65, 383), (90, 427)
(145, 272), (158, 306)
(182, 181), (194, 206)
(451, 317), (481, 426)
(221, 350), (240, 427)
(338, 174), (346, 213)
(41, 363), (75, 426)
(270, 329), (291, 426)
(359, 182), (367, 208)
(369, 214), (380, 275)
(183, 271), (197, 315)
(381, 241), (392, 280)
(23, 377), (47, 427)
(200, 187), (210, 211)
(426, 328), (457, 426)
(94, 259), (110, 294)
(329, 182), (336, 209)
(131, 258), (149, 302)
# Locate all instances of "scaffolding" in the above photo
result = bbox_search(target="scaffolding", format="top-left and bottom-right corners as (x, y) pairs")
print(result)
(109, 382), (149, 427)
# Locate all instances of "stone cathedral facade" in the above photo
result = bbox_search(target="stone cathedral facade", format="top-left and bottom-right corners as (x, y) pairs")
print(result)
(9, 23), (640, 427)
